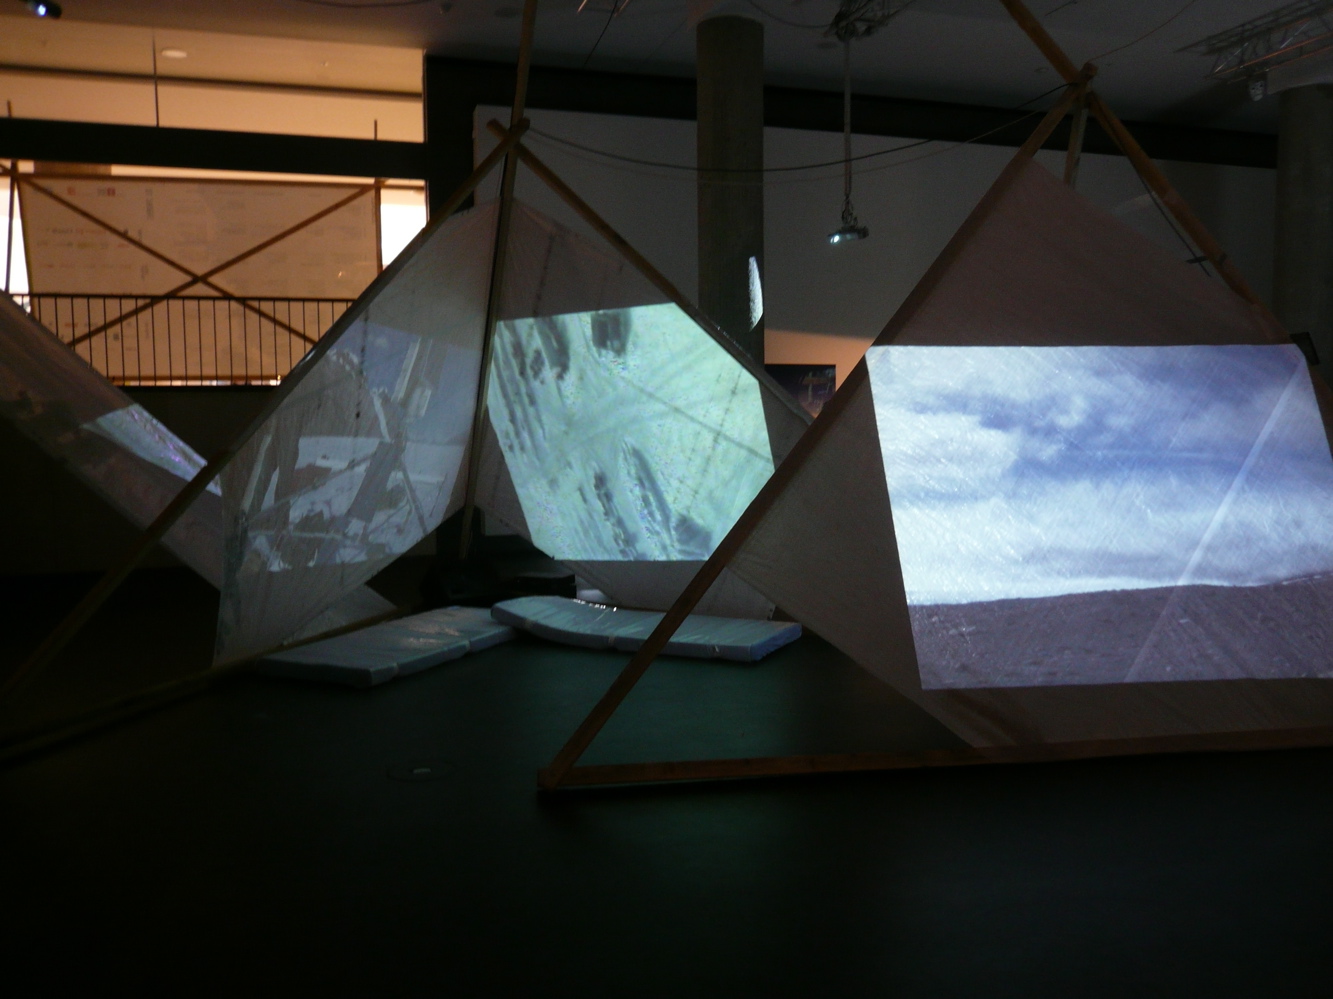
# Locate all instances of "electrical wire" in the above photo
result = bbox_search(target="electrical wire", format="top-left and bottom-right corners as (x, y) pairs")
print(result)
(1089, 0), (1204, 61)
(582, 0), (624, 68)
(1129, 163), (1213, 276)
(530, 126), (931, 173)
(740, 0), (829, 30)
(283, 0), (436, 7)
(523, 82), (1068, 176)
(522, 101), (1056, 190)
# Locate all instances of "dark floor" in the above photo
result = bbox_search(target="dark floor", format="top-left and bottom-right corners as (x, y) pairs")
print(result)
(2, 566), (1332, 997)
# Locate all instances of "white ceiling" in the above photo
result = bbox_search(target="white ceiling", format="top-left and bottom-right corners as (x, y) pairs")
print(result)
(7, 0), (1288, 131)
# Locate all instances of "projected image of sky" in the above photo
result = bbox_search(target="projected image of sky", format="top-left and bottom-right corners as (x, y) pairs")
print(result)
(490, 303), (774, 561)
(867, 345), (1333, 687)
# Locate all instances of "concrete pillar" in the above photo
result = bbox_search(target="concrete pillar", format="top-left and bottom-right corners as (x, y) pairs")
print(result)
(697, 15), (764, 361)
(423, 56), (480, 219)
(1275, 85), (1333, 369)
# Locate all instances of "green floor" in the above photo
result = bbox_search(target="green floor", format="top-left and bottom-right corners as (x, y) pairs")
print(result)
(2, 567), (1331, 996)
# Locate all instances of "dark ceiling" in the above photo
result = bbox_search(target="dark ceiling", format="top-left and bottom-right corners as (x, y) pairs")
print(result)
(38, 1), (1284, 131)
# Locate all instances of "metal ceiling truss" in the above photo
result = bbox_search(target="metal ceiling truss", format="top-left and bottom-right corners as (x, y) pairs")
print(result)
(1181, 0), (1333, 83)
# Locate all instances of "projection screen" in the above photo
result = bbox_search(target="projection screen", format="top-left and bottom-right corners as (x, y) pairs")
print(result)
(489, 302), (775, 562)
(867, 344), (1333, 689)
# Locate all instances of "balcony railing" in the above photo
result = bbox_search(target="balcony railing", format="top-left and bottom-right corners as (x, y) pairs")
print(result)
(11, 293), (354, 386)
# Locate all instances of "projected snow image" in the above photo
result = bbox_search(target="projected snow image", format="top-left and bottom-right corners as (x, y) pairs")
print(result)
(229, 317), (477, 571)
(867, 344), (1333, 688)
(85, 404), (221, 496)
(489, 303), (774, 561)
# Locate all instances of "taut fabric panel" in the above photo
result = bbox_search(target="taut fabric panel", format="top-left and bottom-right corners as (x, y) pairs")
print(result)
(0, 295), (393, 636)
(728, 368), (935, 712)
(215, 203), (496, 663)
(890, 160), (1279, 348)
(0, 293), (224, 583)
(481, 204), (807, 618)
(725, 158), (1333, 748)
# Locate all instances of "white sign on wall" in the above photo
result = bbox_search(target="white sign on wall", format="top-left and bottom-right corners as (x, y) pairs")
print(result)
(20, 175), (379, 298)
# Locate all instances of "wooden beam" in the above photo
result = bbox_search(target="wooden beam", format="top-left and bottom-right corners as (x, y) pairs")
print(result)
(8, 167), (322, 347)
(996, 0), (1274, 316)
(537, 84), (1086, 790)
(1063, 69), (1095, 187)
(550, 725), (1333, 789)
(998, 0), (1080, 83)
(0, 117), (425, 178)
(1085, 92), (1270, 314)
(0, 129), (521, 706)
(59, 184), (376, 348)
(424, 58), (1278, 170)
(0, 603), (411, 768)
(458, 0), (539, 560)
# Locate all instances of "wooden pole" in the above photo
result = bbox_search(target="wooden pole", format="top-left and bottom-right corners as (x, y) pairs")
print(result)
(3, 158), (14, 293)
(552, 725), (1333, 789)
(63, 184), (376, 349)
(487, 122), (810, 425)
(1063, 82), (1090, 187)
(458, 0), (539, 560)
(537, 85), (1086, 790)
(0, 131), (523, 706)
(1084, 92), (1270, 312)
(10, 171), (319, 347)
(998, 0), (1079, 81)
(996, 0), (1271, 314)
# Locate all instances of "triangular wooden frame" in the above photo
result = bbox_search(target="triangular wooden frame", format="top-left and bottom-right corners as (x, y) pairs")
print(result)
(536, 1), (1333, 792)
(0, 0), (813, 758)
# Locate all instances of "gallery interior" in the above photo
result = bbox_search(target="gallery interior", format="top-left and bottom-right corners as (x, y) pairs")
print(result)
(3, 1), (1333, 994)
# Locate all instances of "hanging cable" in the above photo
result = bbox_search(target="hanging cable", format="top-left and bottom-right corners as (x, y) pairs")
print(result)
(1089, 0), (1204, 61)
(830, 37), (869, 242)
(582, 0), (624, 68)
(283, 0), (436, 7)
(524, 82), (1069, 177)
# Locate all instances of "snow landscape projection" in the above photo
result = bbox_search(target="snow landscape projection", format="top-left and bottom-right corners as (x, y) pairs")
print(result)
(866, 344), (1333, 688)
(227, 316), (478, 573)
(490, 302), (774, 561)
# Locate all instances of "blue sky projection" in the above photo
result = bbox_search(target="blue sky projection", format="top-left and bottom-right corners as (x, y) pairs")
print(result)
(867, 345), (1333, 605)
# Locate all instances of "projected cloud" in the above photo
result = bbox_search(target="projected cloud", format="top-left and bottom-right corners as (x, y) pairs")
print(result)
(490, 303), (774, 561)
(867, 345), (1333, 688)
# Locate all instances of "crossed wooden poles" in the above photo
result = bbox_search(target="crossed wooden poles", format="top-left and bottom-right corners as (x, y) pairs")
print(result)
(7, 0), (1326, 778)
(0, 0), (792, 763)
(0, 162), (379, 350)
(534, 0), (1333, 793)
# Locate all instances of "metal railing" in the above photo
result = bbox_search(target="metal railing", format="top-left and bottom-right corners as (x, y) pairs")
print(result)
(11, 293), (354, 386)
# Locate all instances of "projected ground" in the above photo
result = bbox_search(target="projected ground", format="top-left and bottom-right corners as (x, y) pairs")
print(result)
(490, 303), (774, 561)
(867, 344), (1333, 688)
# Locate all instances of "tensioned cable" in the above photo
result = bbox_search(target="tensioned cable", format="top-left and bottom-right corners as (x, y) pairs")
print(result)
(522, 102), (1054, 189)
(582, 0), (625, 68)
(1088, 0), (1204, 62)
(283, 0), (436, 7)
(1128, 160), (1213, 276)
(521, 81), (1069, 176)
(739, 0), (829, 30)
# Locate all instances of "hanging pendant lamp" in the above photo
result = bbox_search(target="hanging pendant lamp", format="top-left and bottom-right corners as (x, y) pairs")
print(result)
(829, 37), (869, 244)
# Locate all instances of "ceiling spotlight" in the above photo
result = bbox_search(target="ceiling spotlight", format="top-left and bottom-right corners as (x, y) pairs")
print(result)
(25, 0), (61, 16)
(160, 48), (188, 60)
